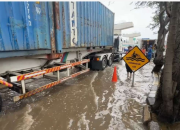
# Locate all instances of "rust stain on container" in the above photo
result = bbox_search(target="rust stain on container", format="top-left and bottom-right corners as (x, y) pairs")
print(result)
(50, 30), (56, 53)
(50, 3), (56, 53)
(54, 2), (60, 29)
(62, 3), (66, 48)
(37, 34), (39, 49)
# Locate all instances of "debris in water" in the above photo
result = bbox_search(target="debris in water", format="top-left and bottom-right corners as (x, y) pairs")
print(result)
(77, 113), (90, 130)
(90, 72), (99, 110)
(67, 119), (73, 129)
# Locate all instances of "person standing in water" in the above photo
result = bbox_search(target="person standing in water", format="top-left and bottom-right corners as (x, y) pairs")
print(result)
(141, 46), (146, 55)
(147, 45), (153, 61)
(152, 44), (157, 58)
(125, 46), (133, 80)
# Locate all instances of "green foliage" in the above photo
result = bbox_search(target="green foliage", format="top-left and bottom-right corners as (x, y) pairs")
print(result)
(148, 12), (160, 30)
(133, 2), (169, 31)
(134, 1), (158, 9)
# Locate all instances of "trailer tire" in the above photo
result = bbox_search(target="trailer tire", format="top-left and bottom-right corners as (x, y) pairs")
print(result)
(108, 55), (113, 66)
(117, 57), (120, 63)
(102, 56), (107, 70)
(0, 95), (2, 112)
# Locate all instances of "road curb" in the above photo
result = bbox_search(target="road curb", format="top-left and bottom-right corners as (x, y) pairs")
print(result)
(147, 73), (159, 106)
(143, 105), (151, 124)
(143, 72), (160, 130)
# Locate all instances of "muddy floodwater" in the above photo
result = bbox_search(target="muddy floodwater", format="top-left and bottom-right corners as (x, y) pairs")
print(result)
(0, 61), (156, 130)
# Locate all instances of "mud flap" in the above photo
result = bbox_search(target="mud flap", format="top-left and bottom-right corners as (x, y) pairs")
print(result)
(91, 61), (104, 70)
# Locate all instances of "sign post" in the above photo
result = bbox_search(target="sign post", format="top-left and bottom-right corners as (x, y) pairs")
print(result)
(132, 72), (135, 87)
(123, 46), (149, 87)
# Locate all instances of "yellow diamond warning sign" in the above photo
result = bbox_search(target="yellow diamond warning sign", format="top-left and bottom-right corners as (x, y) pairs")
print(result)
(123, 46), (149, 72)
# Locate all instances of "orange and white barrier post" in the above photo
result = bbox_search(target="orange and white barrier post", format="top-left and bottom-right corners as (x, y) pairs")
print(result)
(10, 59), (90, 82)
(10, 59), (90, 102)
(0, 79), (13, 88)
(13, 69), (90, 102)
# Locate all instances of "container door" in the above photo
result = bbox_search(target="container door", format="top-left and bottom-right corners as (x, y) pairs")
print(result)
(0, 2), (51, 51)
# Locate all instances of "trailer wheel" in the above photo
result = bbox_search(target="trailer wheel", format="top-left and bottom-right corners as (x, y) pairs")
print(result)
(102, 56), (107, 70)
(0, 95), (2, 112)
(117, 56), (121, 63)
(108, 55), (113, 66)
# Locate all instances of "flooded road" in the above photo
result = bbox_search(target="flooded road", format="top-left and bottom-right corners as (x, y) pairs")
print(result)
(0, 61), (154, 130)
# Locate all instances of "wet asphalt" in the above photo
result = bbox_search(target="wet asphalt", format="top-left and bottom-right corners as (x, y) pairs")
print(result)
(0, 61), (155, 130)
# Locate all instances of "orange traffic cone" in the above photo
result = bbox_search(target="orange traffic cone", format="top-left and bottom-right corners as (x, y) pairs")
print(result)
(112, 66), (117, 82)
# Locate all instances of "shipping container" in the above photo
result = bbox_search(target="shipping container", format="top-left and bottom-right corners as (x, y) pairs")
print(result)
(0, 2), (118, 108)
(0, 2), (54, 58)
(0, 2), (114, 58)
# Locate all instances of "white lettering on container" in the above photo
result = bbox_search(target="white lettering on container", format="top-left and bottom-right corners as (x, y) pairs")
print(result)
(26, 2), (31, 26)
(36, 7), (41, 14)
(69, 1), (77, 46)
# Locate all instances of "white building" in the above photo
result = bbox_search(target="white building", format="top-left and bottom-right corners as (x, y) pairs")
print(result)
(114, 22), (141, 51)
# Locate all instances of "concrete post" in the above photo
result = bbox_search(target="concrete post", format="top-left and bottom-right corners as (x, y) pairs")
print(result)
(57, 71), (60, 80)
(67, 68), (70, 76)
(21, 80), (26, 94)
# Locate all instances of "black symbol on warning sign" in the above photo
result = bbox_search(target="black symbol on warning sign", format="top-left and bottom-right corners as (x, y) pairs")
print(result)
(126, 51), (145, 62)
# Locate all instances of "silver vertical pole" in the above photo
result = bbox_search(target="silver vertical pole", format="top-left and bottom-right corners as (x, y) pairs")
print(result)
(132, 72), (135, 87)
(57, 71), (60, 80)
(86, 62), (88, 69)
(21, 80), (26, 94)
(67, 68), (70, 76)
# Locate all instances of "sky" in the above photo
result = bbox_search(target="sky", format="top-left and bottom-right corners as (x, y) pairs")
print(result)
(101, 1), (158, 39)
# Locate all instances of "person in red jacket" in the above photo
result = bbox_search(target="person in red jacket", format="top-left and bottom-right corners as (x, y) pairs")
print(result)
(141, 46), (146, 55)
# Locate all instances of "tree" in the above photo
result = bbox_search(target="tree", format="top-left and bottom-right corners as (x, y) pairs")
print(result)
(134, 2), (170, 73)
(135, 2), (170, 73)
(135, 2), (180, 123)
(152, 3), (170, 73)
(139, 2), (180, 122)
(153, 2), (180, 122)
